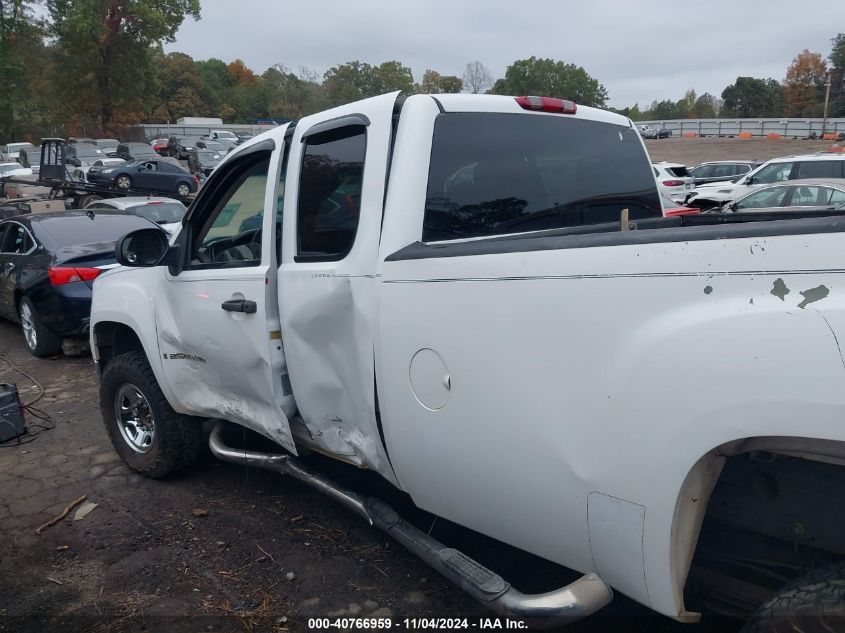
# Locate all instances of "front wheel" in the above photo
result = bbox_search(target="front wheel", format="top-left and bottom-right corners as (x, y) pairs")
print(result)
(176, 182), (191, 197)
(115, 174), (132, 190)
(742, 562), (845, 632)
(19, 296), (62, 357)
(100, 351), (204, 478)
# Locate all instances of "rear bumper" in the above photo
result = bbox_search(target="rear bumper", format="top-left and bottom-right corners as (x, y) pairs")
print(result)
(28, 282), (92, 337)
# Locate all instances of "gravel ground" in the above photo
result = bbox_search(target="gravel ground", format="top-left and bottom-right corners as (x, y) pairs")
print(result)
(644, 136), (839, 167)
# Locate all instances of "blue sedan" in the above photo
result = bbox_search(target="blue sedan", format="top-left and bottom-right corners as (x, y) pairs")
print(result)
(87, 158), (198, 197)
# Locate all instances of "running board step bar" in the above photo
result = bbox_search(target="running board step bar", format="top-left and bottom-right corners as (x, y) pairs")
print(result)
(209, 422), (613, 628)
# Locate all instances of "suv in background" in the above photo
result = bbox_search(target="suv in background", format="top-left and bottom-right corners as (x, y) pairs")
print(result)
(652, 161), (694, 203)
(65, 142), (105, 168)
(690, 160), (761, 186)
(116, 142), (159, 162)
(166, 136), (203, 160)
(687, 153), (845, 209)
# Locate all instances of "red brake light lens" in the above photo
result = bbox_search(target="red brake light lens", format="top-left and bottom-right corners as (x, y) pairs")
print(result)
(663, 180), (684, 187)
(515, 96), (577, 115)
(48, 266), (102, 286)
(664, 207), (701, 217)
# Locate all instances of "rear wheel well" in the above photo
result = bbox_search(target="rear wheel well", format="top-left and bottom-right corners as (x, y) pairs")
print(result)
(94, 321), (145, 371)
(681, 439), (845, 620)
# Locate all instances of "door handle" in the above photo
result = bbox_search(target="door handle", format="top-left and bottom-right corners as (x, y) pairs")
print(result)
(221, 299), (257, 314)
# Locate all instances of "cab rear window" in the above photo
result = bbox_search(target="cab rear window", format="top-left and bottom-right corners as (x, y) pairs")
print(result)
(423, 113), (661, 241)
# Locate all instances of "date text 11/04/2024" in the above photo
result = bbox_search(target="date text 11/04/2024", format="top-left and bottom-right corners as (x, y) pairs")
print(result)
(307, 618), (528, 629)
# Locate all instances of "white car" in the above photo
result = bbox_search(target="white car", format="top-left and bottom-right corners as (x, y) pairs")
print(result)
(687, 153), (845, 209)
(83, 196), (186, 235)
(72, 158), (127, 183)
(652, 161), (694, 204)
(0, 162), (33, 178)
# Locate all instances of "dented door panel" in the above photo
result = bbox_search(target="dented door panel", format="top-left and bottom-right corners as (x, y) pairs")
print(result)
(279, 93), (399, 483)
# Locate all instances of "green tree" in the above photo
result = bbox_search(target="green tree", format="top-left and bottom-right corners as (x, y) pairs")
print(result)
(263, 64), (326, 120)
(645, 99), (680, 120)
(0, 1), (52, 140)
(831, 34), (845, 116)
(376, 60), (414, 94)
(47, 0), (201, 132)
(721, 76), (783, 117)
(693, 93), (720, 118)
(153, 51), (213, 121)
(323, 61), (381, 106)
(490, 57), (608, 107)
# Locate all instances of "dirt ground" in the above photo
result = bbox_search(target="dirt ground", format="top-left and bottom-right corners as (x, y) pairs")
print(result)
(0, 319), (746, 632)
(644, 136), (839, 167)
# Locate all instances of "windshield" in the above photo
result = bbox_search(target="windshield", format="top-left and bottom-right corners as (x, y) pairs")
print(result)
(127, 202), (186, 224)
(128, 145), (156, 155)
(216, 131), (237, 139)
(198, 151), (221, 161)
(96, 139), (118, 148)
(424, 113), (661, 241)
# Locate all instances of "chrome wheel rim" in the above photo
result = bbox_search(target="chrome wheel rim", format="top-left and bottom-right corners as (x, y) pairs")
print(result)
(116, 176), (131, 189)
(20, 302), (36, 350)
(115, 383), (156, 453)
(177, 184), (190, 196)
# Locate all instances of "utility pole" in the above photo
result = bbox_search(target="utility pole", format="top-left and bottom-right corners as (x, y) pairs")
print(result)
(822, 72), (832, 137)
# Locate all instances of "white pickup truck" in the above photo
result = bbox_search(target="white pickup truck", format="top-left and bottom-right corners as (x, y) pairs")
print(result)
(91, 93), (845, 629)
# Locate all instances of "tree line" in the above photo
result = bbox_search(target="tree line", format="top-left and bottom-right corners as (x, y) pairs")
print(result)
(1, 1), (844, 142)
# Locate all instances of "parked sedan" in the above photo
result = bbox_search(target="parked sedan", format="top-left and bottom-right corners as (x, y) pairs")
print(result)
(718, 179), (845, 213)
(83, 196), (186, 235)
(652, 161), (694, 203)
(87, 159), (198, 197)
(0, 212), (154, 356)
(116, 142), (159, 162)
(187, 148), (223, 176)
(689, 160), (761, 186)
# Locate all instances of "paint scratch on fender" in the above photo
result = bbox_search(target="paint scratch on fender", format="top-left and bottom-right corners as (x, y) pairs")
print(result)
(797, 285), (829, 309)
(818, 313), (845, 373)
(771, 278), (790, 301)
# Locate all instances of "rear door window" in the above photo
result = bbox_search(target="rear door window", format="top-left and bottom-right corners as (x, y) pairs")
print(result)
(795, 160), (843, 179)
(423, 113), (661, 241)
(296, 125), (366, 260)
(790, 185), (830, 206)
(666, 166), (690, 178)
(735, 187), (789, 210)
(754, 162), (794, 184)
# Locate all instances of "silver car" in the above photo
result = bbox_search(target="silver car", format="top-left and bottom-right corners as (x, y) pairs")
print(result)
(720, 178), (845, 213)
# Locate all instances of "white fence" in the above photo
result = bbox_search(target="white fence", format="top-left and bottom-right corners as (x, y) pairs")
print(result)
(637, 118), (845, 138)
(130, 122), (283, 142)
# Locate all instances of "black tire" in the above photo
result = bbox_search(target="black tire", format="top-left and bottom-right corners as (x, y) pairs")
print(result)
(741, 562), (845, 633)
(115, 174), (132, 190)
(77, 194), (102, 209)
(100, 351), (204, 478)
(18, 296), (62, 357)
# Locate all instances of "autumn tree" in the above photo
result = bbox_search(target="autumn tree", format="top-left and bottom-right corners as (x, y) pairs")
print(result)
(462, 61), (492, 94)
(47, 0), (201, 132)
(490, 57), (608, 107)
(783, 49), (828, 117)
(419, 69), (462, 93)
(263, 64), (326, 120)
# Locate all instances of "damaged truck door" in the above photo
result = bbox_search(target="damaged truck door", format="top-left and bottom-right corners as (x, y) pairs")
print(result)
(155, 133), (298, 453)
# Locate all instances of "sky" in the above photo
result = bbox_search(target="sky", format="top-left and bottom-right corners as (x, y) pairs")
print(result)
(165, 0), (845, 108)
